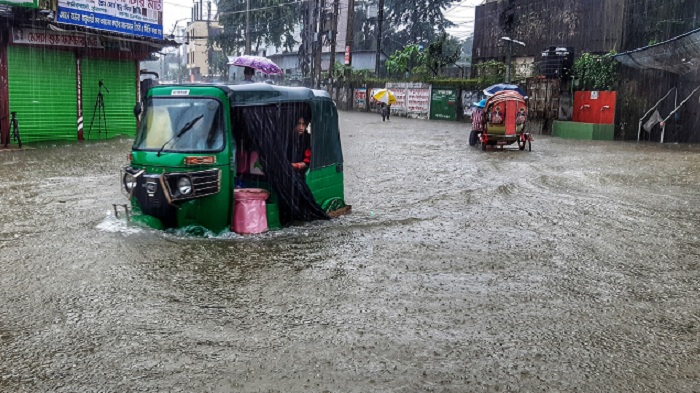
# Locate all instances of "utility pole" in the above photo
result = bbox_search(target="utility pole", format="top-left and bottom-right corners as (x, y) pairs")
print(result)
(328, 0), (339, 90)
(505, 40), (511, 83)
(245, 0), (250, 55)
(314, 0), (325, 89)
(375, 0), (384, 76)
(501, 36), (525, 83)
(306, 0), (315, 85)
(344, 0), (355, 109)
(207, 0), (212, 79)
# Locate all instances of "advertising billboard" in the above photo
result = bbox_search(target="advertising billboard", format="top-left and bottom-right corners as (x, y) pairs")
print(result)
(56, 0), (163, 39)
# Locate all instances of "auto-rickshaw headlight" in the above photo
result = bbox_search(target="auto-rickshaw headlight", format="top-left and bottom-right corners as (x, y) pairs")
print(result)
(177, 176), (193, 195)
(124, 173), (137, 192)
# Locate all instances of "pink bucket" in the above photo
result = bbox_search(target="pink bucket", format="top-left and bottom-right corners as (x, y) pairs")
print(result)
(232, 188), (269, 234)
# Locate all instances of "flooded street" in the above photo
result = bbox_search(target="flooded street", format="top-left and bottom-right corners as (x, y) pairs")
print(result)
(1, 111), (699, 392)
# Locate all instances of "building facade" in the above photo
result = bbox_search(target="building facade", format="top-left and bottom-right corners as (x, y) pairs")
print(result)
(0, 1), (172, 145)
(186, 19), (223, 82)
(472, 0), (700, 142)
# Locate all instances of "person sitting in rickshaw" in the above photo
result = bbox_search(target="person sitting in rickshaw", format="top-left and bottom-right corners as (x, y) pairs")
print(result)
(290, 116), (311, 173)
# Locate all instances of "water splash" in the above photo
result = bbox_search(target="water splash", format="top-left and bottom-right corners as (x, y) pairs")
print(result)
(95, 210), (143, 235)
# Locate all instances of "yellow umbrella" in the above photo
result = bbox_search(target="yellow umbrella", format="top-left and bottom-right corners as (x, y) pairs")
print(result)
(372, 88), (397, 105)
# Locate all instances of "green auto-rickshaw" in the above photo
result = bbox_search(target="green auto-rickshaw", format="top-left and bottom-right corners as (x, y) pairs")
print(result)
(121, 83), (350, 233)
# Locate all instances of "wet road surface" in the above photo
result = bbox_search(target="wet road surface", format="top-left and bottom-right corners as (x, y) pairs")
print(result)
(0, 111), (699, 392)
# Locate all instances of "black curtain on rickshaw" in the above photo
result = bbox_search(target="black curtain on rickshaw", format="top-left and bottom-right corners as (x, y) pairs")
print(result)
(239, 105), (329, 224)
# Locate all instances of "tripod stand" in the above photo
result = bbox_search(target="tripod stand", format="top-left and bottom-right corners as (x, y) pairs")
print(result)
(88, 80), (109, 139)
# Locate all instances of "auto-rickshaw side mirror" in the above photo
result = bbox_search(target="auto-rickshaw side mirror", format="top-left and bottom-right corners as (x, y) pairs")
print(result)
(133, 102), (142, 118)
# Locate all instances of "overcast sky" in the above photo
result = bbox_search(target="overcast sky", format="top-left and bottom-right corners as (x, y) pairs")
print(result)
(445, 0), (481, 40)
(162, 0), (196, 36)
(162, 0), (480, 41)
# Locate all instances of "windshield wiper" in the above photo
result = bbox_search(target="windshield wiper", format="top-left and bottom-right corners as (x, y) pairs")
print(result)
(156, 115), (204, 157)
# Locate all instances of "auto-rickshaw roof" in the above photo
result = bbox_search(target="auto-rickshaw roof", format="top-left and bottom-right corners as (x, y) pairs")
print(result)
(226, 84), (331, 106)
(148, 83), (332, 106)
(213, 83), (332, 106)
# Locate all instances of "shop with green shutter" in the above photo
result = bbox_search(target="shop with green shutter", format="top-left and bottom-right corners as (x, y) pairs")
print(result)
(81, 57), (138, 140)
(6, 47), (138, 143)
(7, 46), (77, 143)
(1, 24), (169, 146)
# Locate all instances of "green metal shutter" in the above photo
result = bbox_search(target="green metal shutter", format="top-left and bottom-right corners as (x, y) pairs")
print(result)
(81, 58), (137, 140)
(7, 46), (77, 143)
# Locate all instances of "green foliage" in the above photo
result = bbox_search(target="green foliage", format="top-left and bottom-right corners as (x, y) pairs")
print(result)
(208, 50), (230, 80)
(421, 78), (485, 90)
(215, 0), (300, 55)
(385, 44), (427, 78)
(384, 33), (462, 79)
(473, 60), (506, 86)
(572, 52), (619, 91)
(344, 69), (376, 84)
(423, 32), (461, 76)
(380, 0), (457, 55)
(322, 62), (385, 85)
(327, 61), (347, 81)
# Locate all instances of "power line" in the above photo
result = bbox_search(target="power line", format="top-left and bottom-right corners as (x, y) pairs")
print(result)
(164, 1), (194, 8)
(218, 0), (308, 15)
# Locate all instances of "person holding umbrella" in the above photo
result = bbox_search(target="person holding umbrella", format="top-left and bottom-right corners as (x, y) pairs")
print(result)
(242, 66), (256, 83)
(229, 55), (284, 83)
(372, 88), (397, 122)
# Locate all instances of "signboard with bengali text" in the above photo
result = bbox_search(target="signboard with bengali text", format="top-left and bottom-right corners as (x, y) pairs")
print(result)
(56, 0), (163, 39)
(407, 88), (430, 116)
(429, 88), (456, 121)
(12, 27), (104, 48)
(386, 82), (430, 118)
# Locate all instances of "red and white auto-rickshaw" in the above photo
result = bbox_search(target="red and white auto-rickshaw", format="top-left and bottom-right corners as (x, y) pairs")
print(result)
(478, 90), (532, 151)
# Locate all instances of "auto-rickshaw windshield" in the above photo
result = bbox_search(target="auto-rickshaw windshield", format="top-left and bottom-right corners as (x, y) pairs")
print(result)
(133, 97), (225, 152)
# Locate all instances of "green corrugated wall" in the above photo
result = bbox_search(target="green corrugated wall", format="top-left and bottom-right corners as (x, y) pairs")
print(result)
(81, 57), (137, 140)
(7, 46), (77, 143)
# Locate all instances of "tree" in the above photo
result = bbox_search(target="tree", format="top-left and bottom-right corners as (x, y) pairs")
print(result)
(380, 0), (457, 55)
(207, 47), (230, 81)
(423, 32), (461, 76)
(385, 44), (427, 78)
(473, 60), (506, 86)
(460, 33), (473, 65)
(353, 1), (377, 51)
(215, 0), (301, 55)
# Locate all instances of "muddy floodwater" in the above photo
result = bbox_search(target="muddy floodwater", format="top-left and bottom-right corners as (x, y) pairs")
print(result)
(1, 111), (699, 392)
